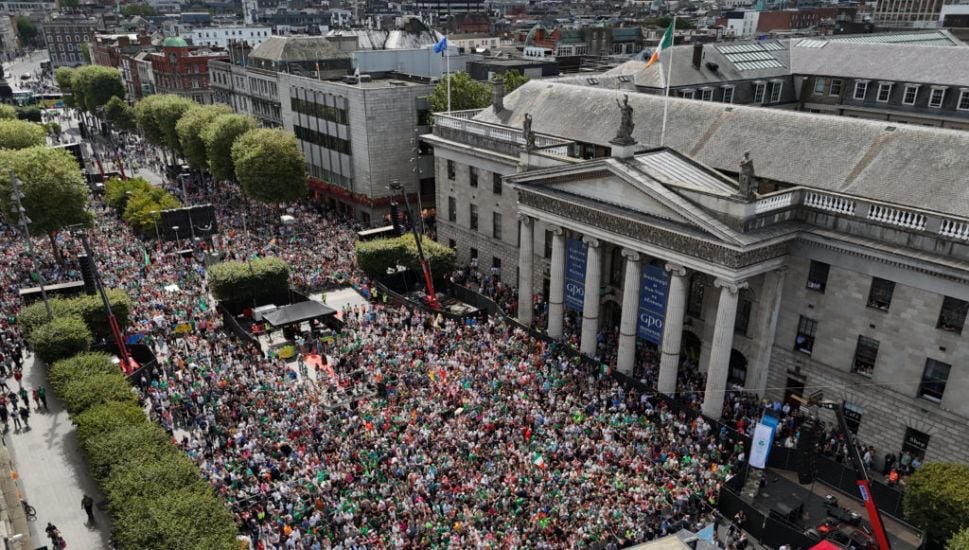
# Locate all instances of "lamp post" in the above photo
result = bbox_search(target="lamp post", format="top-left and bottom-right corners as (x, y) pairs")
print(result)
(10, 172), (52, 321)
(149, 209), (161, 245)
(172, 225), (181, 249)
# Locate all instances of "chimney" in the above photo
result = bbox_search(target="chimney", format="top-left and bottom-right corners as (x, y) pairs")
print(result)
(692, 43), (703, 70)
(492, 74), (505, 112)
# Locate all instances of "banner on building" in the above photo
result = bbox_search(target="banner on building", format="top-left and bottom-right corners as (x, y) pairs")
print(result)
(564, 238), (587, 311)
(637, 264), (669, 345)
(750, 413), (780, 469)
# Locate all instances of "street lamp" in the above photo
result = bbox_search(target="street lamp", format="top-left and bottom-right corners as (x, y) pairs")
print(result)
(10, 172), (52, 321)
(171, 225), (181, 248)
(149, 210), (161, 243)
(4, 532), (25, 550)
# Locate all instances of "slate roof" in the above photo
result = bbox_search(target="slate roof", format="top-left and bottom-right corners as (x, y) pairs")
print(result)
(474, 80), (969, 219)
(250, 36), (348, 62)
(790, 41), (969, 88)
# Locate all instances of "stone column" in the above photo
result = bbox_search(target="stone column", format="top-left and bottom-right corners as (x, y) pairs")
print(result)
(616, 250), (642, 375)
(516, 215), (534, 326)
(747, 268), (787, 394)
(658, 263), (688, 395)
(579, 236), (602, 357)
(701, 278), (748, 419)
(547, 226), (566, 338)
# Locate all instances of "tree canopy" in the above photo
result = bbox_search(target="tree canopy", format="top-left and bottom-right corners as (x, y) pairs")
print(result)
(0, 119), (46, 150)
(201, 113), (257, 182)
(123, 186), (181, 235)
(72, 65), (125, 112)
(903, 462), (969, 545)
(15, 16), (38, 47)
(104, 96), (136, 132)
(231, 128), (307, 204)
(134, 94), (193, 152)
(119, 3), (159, 16)
(500, 70), (529, 94)
(428, 71), (491, 113)
(0, 105), (17, 120)
(0, 146), (89, 236)
(175, 104), (230, 172)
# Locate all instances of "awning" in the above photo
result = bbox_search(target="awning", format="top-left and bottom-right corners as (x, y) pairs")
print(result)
(262, 301), (337, 328)
(811, 541), (842, 550)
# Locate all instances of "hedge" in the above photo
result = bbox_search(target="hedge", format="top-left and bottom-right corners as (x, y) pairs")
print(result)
(207, 256), (290, 304)
(104, 176), (152, 211)
(355, 233), (455, 282)
(19, 289), (131, 341)
(27, 315), (90, 364)
(49, 352), (239, 549)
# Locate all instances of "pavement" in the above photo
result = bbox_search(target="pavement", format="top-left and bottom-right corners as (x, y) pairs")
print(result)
(2, 355), (113, 550)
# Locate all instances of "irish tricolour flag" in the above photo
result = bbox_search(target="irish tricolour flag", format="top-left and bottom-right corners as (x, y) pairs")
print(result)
(646, 22), (674, 68)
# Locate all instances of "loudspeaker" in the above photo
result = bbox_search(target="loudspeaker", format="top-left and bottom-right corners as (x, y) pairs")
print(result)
(796, 418), (820, 484)
(770, 500), (803, 523)
(78, 253), (97, 295)
(389, 202), (403, 234)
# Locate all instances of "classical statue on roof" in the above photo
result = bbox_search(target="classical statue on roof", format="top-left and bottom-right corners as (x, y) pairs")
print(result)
(738, 151), (757, 200)
(611, 94), (636, 146)
(523, 113), (536, 150)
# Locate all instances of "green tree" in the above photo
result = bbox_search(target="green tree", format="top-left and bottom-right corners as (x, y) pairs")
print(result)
(79, 42), (91, 64)
(175, 104), (230, 172)
(207, 257), (291, 304)
(133, 94), (166, 145)
(153, 95), (194, 155)
(81, 422), (178, 481)
(120, 3), (159, 16)
(104, 453), (207, 509)
(231, 128), (307, 204)
(123, 187), (180, 234)
(0, 119), (46, 149)
(114, 487), (240, 550)
(104, 176), (152, 210)
(16, 106), (42, 122)
(949, 527), (969, 550)
(48, 353), (119, 395)
(59, 372), (137, 416)
(356, 233), (455, 282)
(428, 71), (491, 113)
(27, 316), (91, 364)
(903, 462), (969, 545)
(54, 67), (76, 92)
(15, 16), (38, 47)
(500, 70), (529, 93)
(19, 291), (130, 342)
(0, 105), (17, 120)
(201, 113), (256, 182)
(74, 401), (148, 443)
(73, 65), (125, 112)
(0, 147), (89, 260)
(61, 0), (79, 7)
(104, 96), (136, 132)
(655, 16), (693, 30)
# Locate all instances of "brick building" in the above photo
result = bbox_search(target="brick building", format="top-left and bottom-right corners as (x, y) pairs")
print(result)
(149, 36), (228, 104)
(43, 14), (98, 68)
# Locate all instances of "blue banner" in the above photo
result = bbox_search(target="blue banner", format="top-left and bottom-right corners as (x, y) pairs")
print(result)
(637, 264), (669, 345)
(564, 238), (586, 311)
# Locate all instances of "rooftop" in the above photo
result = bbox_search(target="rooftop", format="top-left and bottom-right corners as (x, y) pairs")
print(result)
(790, 41), (969, 88)
(249, 35), (350, 62)
(473, 80), (969, 219)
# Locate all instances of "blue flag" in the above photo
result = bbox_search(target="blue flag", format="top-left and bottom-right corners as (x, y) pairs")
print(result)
(433, 36), (448, 55)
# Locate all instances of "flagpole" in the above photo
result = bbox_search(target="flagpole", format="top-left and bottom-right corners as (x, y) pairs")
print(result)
(445, 35), (451, 113)
(660, 16), (676, 148)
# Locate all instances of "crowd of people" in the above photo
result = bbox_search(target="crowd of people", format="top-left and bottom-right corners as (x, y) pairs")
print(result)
(0, 111), (912, 549)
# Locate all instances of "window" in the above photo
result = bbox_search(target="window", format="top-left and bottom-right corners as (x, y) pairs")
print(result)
(852, 335), (879, 377)
(794, 315), (817, 355)
(447, 196), (456, 222)
(937, 296), (969, 334)
(813, 78), (826, 95)
(829, 79), (843, 96)
(853, 81), (868, 100)
(902, 427), (930, 459)
(753, 82), (766, 104)
(700, 88), (713, 101)
(735, 290), (753, 335)
(769, 81), (783, 103)
(469, 166), (478, 187)
(492, 256), (501, 272)
(959, 90), (969, 111)
(866, 277), (895, 311)
(492, 212), (502, 240)
(469, 204), (478, 231)
(902, 84), (919, 105)
(446, 160), (455, 180)
(448, 239), (456, 249)
(919, 358), (950, 402)
(806, 261), (829, 292)
(721, 86), (735, 104)
(493, 172), (502, 195)
(680, 89), (695, 99)
(469, 247), (478, 259)
(877, 83), (892, 102)
(687, 274), (704, 318)
(928, 87), (946, 108)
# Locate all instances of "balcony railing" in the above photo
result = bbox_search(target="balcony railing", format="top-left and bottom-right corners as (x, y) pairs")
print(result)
(433, 111), (579, 158)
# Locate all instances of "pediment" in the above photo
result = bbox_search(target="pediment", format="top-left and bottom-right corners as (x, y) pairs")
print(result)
(551, 175), (694, 225)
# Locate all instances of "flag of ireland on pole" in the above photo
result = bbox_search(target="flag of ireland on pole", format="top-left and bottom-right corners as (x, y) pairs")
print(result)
(646, 22), (674, 68)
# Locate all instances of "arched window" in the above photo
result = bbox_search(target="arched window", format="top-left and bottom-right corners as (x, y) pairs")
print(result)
(687, 273), (704, 318)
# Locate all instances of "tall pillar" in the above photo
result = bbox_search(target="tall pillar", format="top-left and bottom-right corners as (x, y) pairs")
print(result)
(747, 268), (787, 395)
(516, 215), (534, 326)
(701, 279), (747, 419)
(658, 263), (688, 395)
(579, 236), (602, 357)
(616, 250), (642, 375)
(547, 226), (566, 339)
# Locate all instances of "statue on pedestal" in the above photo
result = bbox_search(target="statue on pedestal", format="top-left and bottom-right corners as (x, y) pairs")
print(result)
(523, 113), (535, 150)
(738, 151), (757, 199)
(611, 94), (636, 146)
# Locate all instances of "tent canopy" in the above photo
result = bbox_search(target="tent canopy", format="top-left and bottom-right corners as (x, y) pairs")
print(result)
(262, 301), (337, 327)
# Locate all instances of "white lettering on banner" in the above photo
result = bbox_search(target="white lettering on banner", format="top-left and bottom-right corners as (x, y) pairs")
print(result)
(639, 313), (664, 330)
(566, 283), (585, 297)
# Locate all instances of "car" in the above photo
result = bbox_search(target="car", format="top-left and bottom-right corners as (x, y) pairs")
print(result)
(19, 74), (30, 80)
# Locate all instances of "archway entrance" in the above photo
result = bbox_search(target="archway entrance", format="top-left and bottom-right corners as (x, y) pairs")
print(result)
(601, 298), (622, 331)
(681, 331), (701, 365)
(728, 349), (748, 387)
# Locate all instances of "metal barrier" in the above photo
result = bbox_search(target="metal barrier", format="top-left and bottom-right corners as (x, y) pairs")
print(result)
(219, 304), (260, 349)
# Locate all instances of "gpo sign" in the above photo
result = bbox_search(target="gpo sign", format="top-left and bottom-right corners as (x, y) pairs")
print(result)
(639, 312), (664, 330)
(565, 283), (585, 298)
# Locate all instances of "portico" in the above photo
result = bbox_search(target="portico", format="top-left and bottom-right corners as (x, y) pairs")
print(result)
(510, 148), (791, 420)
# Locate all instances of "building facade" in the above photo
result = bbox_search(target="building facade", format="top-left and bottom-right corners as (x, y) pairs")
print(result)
(149, 37), (228, 104)
(424, 80), (969, 468)
(44, 15), (99, 67)
(181, 26), (272, 49)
